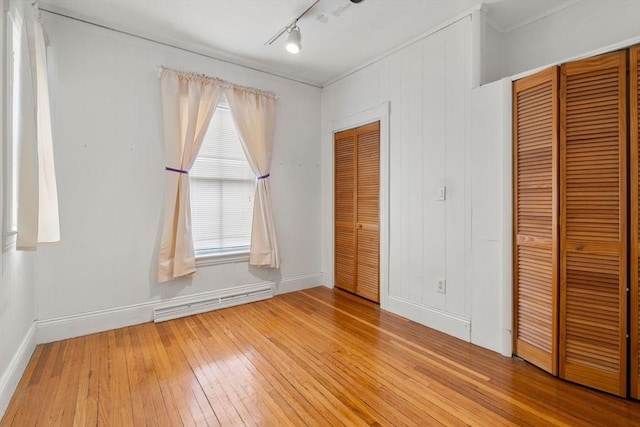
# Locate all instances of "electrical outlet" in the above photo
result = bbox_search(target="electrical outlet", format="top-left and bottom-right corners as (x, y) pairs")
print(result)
(437, 278), (446, 294)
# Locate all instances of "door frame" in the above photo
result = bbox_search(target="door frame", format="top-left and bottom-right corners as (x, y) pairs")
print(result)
(323, 102), (390, 309)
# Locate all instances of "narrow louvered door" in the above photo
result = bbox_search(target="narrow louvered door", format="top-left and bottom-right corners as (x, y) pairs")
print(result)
(631, 45), (640, 400)
(513, 67), (559, 375)
(356, 122), (380, 302)
(334, 122), (380, 302)
(560, 51), (627, 397)
(335, 129), (356, 293)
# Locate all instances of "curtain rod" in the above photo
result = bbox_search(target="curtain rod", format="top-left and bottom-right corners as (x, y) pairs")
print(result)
(157, 66), (280, 99)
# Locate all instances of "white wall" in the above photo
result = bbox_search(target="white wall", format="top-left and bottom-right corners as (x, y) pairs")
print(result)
(33, 12), (323, 342)
(322, 17), (474, 341)
(503, 0), (640, 79)
(0, 4), (37, 416)
(0, 250), (35, 416)
(470, 79), (512, 355)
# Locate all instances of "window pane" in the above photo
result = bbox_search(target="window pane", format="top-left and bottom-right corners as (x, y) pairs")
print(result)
(190, 100), (255, 253)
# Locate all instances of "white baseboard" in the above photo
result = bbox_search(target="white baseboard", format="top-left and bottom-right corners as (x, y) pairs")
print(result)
(273, 272), (324, 295)
(386, 295), (471, 342)
(0, 323), (37, 419)
(36, 273), (325, 344)
(501, 328), (513, 357)
(36, 297), (159, 344)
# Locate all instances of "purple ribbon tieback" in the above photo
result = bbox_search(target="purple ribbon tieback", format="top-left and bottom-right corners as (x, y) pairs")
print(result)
(257, 174), (270, 180)
(166, 167), (188, 174)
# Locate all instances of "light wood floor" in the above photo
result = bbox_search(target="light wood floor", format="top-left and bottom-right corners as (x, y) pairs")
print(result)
(2, 287), (640, 426)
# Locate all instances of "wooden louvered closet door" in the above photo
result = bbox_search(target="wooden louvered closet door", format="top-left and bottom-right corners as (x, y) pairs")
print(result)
(631, 45), (640, 400)
(335, 130), (357, 294)
(334, 122), (380, 303)
(560, 51), (627, 397)
(513, 67), (559, 375)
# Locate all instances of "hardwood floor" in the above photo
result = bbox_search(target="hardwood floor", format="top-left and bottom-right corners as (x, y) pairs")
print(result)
(2, 287), (640, 426)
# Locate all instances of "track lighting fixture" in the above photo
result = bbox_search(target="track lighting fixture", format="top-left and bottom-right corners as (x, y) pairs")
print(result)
(265, 0), (364, 54)
(285, 26), (302, 54)
(264, 0), (320, 54)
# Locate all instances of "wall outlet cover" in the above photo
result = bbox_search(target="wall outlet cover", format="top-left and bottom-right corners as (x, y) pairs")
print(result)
(437, 278), (446, 294)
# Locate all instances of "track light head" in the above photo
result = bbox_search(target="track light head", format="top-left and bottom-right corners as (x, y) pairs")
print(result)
(285, 26), (302, 54)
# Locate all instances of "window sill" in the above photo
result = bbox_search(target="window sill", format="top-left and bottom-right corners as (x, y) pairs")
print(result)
(195, 249), (250, 267)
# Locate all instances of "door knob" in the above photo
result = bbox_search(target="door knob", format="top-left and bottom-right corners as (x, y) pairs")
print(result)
(575, 243), (584, 250)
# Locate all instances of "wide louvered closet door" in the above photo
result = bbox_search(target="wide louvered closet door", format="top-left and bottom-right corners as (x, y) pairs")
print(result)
(334, 122), (380, 303)
(513, 67), (559, 375)
(631, 45), (640, 400)
(560, 51), (627, 397)
(355, 122), (380, 302)
(335, 129), (357, 293)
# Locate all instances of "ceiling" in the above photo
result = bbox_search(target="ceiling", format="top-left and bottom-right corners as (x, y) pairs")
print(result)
(38, 0), (577, 87)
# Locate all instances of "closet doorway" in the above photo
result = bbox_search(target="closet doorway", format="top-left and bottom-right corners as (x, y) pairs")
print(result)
(334, 121), (380, 303)
(513, 46), (640, 398)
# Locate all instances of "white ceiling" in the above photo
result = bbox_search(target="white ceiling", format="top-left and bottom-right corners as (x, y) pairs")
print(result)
(38, 0), (577, 86)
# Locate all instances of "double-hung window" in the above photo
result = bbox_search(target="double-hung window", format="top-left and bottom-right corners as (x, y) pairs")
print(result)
(190, 96), (255, 260)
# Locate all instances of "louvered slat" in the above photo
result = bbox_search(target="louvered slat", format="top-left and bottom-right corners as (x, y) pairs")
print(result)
(335, 133), (355, 224)
(357, 228), (379, 302)
(630, 45), (640, 400)
(335, 228), (356, 293)
(335, 130), (356, 292)
(357, 129), (380, 226)
(355, 122), (380, 302)
(513, 67), (559, 375)
(560, 51), (627, 397)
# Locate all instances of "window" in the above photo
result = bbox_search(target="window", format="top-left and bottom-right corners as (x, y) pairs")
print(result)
(3, 6), (22, 249)
(190, 96), (255, 258)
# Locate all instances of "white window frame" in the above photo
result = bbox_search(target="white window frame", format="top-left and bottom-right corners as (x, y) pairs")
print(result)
(191, 98), (253, 266)
(3, 3), (19, 251)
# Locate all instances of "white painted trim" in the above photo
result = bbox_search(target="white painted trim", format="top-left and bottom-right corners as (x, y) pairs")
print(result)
(500, 0), (582, 34)
(2, 233), (15, 252)
(36, 298), (159, 344)
(0, 323), (36, 418)
(500, 77), (513, 357)
(323, 102), (390, 310)
(483, 14), (502, 34)
(322, 5), (482, 87)
(195, 251), (249, 267)
(470, 8), (483, 89)
(274, 272), (324, 295)
(387, 295), (471, 342)
(509, 35), (640, 82)
(36, 273), (323, 344)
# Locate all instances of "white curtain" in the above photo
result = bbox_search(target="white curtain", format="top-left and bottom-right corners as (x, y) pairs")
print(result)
(157, 69), (223, 282)
(16, 1), (60, 250)
(225, 87), (279, 268)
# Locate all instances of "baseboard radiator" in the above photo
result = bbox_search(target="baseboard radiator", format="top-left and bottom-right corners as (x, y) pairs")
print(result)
(153, 284), (273, 323)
